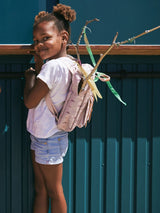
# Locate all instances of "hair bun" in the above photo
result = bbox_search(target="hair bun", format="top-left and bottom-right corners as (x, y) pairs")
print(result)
(53, 4), (76, 23)
(34, 11), (48, 22)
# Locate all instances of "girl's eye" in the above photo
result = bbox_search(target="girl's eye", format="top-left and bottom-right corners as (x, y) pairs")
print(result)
(33, 37), (50, 45)
(43, 37), (49, 42)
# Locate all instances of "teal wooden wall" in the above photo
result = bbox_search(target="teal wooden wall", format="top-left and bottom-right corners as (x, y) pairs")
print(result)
(0, 0), (58, 44)
(1, 0), (160, 213)
(1, 55), (160, 213)
(1, 0), (160, 44)
(60, 0), (160, 44)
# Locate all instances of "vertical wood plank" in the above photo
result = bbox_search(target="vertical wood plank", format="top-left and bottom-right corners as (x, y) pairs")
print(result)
(75, 137), (89, 213)
(152, 73), (160, 213)
(136, 63), (152, 213)
(106, 139), (120, 213)
(121, 64), (137, 213)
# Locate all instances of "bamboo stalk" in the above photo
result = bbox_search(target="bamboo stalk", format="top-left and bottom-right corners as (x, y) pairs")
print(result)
(80, 24), (160, 91)
(118, 25), (160, 45)
(75, 18), (99, 62)
(77, 63), (102, 100)
(83, 32), (118, 83)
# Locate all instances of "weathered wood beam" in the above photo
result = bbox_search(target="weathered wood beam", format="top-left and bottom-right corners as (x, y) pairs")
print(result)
(0, 44), (160, 55)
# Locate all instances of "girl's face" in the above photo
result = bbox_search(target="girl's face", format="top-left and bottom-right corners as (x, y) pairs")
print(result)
(33, 21), (68, 60)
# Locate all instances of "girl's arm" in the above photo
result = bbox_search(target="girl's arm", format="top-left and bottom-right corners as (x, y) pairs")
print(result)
(24, 68), (49, 109)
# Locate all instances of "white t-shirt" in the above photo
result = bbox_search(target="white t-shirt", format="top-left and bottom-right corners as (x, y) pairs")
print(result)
(27, 56), (75, 138)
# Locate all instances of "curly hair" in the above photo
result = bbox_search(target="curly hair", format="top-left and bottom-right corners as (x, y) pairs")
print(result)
(33, 4), (76, 39)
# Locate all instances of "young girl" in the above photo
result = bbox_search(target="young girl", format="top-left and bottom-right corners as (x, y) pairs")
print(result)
(24, 4), (76, 213)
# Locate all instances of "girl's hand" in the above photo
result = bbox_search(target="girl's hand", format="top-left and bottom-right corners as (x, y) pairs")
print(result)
(25, 67), (36, 78)
(34, 53), (44, 74)
(24, 67), (49, 109)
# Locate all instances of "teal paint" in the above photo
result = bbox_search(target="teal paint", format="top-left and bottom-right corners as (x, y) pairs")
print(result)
(0, 0), (57, 44)
(1, 55), (160, 213)
(60, 0), (160, 44)
(0, 0), (40, 44)
(90, 138), (104, 213)
(1, 0), (160, 44)
(152, 138), (160, 213)
(121, 139), (135, 213)
(106, 138), (120, 213)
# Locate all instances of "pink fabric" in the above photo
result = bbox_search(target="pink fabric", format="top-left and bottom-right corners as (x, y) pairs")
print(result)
(46, 63), (94, 132)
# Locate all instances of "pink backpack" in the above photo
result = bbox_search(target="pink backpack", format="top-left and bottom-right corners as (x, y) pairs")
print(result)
(45, 63), (95, 132)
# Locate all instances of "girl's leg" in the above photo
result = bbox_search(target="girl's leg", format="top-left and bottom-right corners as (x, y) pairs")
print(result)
(31, 150), (49, 213)
(39, 163), (67, 213)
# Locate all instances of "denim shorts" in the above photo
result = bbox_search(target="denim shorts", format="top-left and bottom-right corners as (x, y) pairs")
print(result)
(30, 131), (68, 165)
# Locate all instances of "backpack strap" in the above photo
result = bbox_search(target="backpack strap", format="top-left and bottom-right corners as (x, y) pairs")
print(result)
(45, 94), (59, 121)
(45, 57), (75, 121)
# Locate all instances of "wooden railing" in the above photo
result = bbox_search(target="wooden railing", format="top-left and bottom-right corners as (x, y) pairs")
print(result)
(0, 44), (160, 55)
(0, 44), (160, 79)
